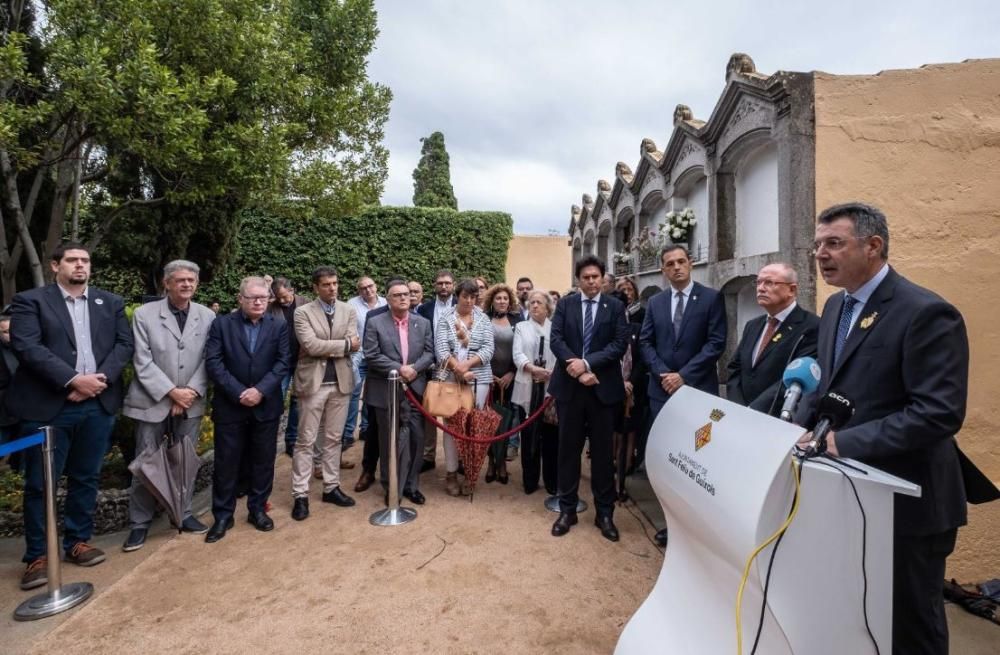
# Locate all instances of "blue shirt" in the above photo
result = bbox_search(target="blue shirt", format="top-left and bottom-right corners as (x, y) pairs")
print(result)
(242, 313), (263, 353)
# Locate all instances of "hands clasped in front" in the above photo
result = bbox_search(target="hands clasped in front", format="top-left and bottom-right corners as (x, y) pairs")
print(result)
(67, 373), (108, 402)
(565, 358), (598, 387)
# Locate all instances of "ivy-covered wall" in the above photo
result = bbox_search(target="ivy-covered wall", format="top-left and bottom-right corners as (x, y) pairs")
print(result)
(92, 205), (514, 306)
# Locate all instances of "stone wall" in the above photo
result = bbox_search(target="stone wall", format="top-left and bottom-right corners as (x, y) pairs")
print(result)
(505, 234), (573, 295)
(814, 58), (1000, 579)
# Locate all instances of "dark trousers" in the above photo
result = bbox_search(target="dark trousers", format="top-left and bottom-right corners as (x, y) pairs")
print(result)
(212, 417), (279, 521)
(20, 399), (116, 561)
(521, 420), (558, 495)
(374, 392), (424, 494)
(555, 387), (616, 517)
(361, 404), (380, 474)
(892, 529), (957, 655)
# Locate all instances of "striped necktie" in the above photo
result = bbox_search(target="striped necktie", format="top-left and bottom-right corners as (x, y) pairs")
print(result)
(583, 299), (595, 355)
(834, 295), (858, 365)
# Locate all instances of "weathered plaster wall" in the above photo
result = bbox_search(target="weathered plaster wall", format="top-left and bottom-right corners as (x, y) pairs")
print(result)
(505, 235), (573, 296)
(814, 59), (1000, 579)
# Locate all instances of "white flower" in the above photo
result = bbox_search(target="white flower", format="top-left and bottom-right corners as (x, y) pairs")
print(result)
(672, 228), (682, 240)
(689, 217), (697, 226)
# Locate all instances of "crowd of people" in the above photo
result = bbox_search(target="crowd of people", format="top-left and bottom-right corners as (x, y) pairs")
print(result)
(0, 201), (984, 655)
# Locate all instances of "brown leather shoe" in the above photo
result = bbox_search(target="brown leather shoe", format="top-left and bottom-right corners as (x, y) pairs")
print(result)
(20, 557), (47, 590)
(340, 458), (356, 470)
(64, 542), (106, 567)
(354, 470), (375, 492)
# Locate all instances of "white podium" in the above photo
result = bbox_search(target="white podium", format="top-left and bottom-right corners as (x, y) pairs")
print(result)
(616, 387), (919, 655)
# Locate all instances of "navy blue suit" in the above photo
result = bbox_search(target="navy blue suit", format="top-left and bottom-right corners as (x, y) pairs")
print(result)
(205, 311), (290, 520)
(549, 293), (629, 516)
(639, 282), (727, 414)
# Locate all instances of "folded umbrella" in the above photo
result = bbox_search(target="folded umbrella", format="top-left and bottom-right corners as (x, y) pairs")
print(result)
(127, 414), (202, 531)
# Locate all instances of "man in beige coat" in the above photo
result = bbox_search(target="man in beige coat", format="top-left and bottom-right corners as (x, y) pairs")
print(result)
(122, 260), (216, 551)
(290, 266), (360, 520)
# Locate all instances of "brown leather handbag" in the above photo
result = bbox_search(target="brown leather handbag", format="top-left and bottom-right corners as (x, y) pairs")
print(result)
(423, 371), (474, 418)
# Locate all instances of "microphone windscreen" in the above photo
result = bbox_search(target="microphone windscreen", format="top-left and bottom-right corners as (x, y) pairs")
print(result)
(816, 391), (855, 429)
(781, 356), (821, 393)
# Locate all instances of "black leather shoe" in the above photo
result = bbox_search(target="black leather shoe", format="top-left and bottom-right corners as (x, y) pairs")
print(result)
(551, 512), (578, 537)
(205, 517), (235, 543)
(420, 459), (436, 473)
(321, 486), (356, 507)
(247, 511), (274, 532)
(180, 516), (208, 534)
(122, 528), (147, 552)
(291, 497), (309, 521)
(595, 515), (619, 542)
(403, 489), (426, 505)
(654, 528), (668, 548)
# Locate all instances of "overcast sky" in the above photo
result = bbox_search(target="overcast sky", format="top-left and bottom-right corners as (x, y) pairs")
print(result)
(368, 0), (997, 235)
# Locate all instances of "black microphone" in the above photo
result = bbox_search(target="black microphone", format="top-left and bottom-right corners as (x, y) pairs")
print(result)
(806, 391), (854, 456)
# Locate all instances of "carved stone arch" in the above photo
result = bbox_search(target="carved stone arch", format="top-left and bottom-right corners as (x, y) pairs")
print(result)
(613, 206), (636, 257)
(674, 165), (707, 196)
(596, 214), (613, 263)
(715, 128), (776, 261)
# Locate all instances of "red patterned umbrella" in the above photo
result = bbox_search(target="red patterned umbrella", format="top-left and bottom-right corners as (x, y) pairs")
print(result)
(459, 403), (502, 497)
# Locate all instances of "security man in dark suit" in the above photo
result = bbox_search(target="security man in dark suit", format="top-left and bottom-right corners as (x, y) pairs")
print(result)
(726, 262), (819, 415)
(204, 276), (290, 542)
(798, 202), (987, 655)
(7, 242), (133, 589)
(549, 254), (629, 542)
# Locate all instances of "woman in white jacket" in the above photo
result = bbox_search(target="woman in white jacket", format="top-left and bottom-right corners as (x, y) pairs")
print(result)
(512, 290), (558, 495)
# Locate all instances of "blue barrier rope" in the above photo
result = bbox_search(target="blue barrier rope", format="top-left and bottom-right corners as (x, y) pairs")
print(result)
(0, 430), (45, 457)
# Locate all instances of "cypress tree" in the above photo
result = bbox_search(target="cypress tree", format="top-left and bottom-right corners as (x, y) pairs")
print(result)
(412, 131), (458, 209)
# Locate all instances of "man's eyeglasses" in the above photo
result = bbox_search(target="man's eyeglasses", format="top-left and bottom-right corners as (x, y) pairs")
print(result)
(388, 292), (409, 299)
(241, 294), (269, 303)
(810, 236), (862, 256)
(755, 279), (794, 290)
(358, 283), (376, 291)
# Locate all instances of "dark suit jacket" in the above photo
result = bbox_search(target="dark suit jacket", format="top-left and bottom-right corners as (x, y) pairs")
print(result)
(363, 310), (435, 408)
(799, 267), (971, 536)
(726, 304), (819, 415)
(639, 282), (727, 404)
(6, 284), (133, 422)
(548, 293), (629, 406)
(416, 296), (456, 339)
(205, 311), (290, 423)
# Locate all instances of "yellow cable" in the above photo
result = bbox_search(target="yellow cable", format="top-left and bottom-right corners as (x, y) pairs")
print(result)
(735, 458), (802, 655)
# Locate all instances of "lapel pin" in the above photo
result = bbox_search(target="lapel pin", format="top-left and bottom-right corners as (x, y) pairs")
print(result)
(692, 295), (698, 302)
(859, 312), (878, 330)
(94, 298), (104, 305)
(771, 332), (783, 343)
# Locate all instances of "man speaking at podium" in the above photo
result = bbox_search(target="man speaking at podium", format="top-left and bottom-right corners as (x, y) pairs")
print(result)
(799, 202), (969, 655)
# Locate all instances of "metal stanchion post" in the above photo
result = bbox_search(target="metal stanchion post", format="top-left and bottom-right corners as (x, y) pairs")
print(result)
(369, 370), (417, 527)
(544, 495), (588, 514)
(15, 426), (94, 621)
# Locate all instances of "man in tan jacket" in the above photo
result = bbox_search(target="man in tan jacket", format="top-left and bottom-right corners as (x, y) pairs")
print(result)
(290, 266), (360, 520)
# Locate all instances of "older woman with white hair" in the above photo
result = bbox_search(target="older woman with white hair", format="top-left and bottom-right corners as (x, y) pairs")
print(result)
(512, 289), (558, 495)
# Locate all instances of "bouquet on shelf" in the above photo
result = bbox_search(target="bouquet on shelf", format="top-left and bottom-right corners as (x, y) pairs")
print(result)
(662, 207), (697, 243)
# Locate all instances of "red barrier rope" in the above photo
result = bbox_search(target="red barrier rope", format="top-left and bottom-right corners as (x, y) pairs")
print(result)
(402, 384), (554, 444)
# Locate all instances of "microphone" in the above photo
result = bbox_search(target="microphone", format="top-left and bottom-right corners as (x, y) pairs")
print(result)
(806, 391), (855, 456)
(778, 357), (821, 421)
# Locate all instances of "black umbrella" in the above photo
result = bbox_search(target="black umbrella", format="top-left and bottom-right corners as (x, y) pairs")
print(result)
(127, 414), (201, 531)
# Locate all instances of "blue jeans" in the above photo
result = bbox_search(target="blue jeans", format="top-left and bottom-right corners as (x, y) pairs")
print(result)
(281, 372), (299, 449)
(342, 359), (367, 443)
(20, 399), (116, 562)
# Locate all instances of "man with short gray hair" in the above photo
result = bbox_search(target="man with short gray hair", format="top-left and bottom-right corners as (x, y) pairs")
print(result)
(122, 260), (216, 551)
(726, 262), (818, 415)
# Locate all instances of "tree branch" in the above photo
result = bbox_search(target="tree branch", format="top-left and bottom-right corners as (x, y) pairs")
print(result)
(85, 196), (166, 252)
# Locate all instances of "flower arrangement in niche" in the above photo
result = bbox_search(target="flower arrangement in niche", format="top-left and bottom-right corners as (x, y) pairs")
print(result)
(612, 251), (632, 265)
(662, 207), (697, 243)
(631, 228), (661, 258)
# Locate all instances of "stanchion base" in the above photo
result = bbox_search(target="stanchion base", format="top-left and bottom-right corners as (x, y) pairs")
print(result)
(14, 581), (93, 621)
(544, 495), (588, 513)
(369, 506), (418, 527)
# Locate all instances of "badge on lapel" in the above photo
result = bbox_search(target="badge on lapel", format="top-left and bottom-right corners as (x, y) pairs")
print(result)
(94, 298), (104, 305)
(771, 332), (783, 344)
(859, 312), (878, 330)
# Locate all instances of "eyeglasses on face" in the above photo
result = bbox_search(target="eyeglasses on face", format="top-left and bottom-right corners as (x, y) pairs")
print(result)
(810, 236), (863, 256)
(755, 279), (794, 290)
(241, 294), (269, 303)
(388, 292), (409, 299)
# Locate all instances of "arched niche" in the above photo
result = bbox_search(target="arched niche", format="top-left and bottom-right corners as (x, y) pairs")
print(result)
(583, 227), (596, 256)
(597, 218), (612, 264)
(673, 165), (709, 263)
(717, 129), (779, 261)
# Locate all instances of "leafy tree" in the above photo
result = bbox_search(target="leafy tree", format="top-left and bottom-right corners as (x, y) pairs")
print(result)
(412, 131), (457, 209)
(0, 0), (391, 301)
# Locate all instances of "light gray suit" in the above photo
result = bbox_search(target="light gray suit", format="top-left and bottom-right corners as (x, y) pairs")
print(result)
(123, 298), (215, 529)
(363, 310), (434, 493)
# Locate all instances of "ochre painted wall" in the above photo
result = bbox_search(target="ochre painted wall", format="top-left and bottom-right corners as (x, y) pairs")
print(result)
(814, 59), (1000, 579)
(505, 235), (573, 297)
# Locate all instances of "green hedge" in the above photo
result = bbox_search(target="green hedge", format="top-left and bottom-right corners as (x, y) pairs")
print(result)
(93, 205), (514, 306)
